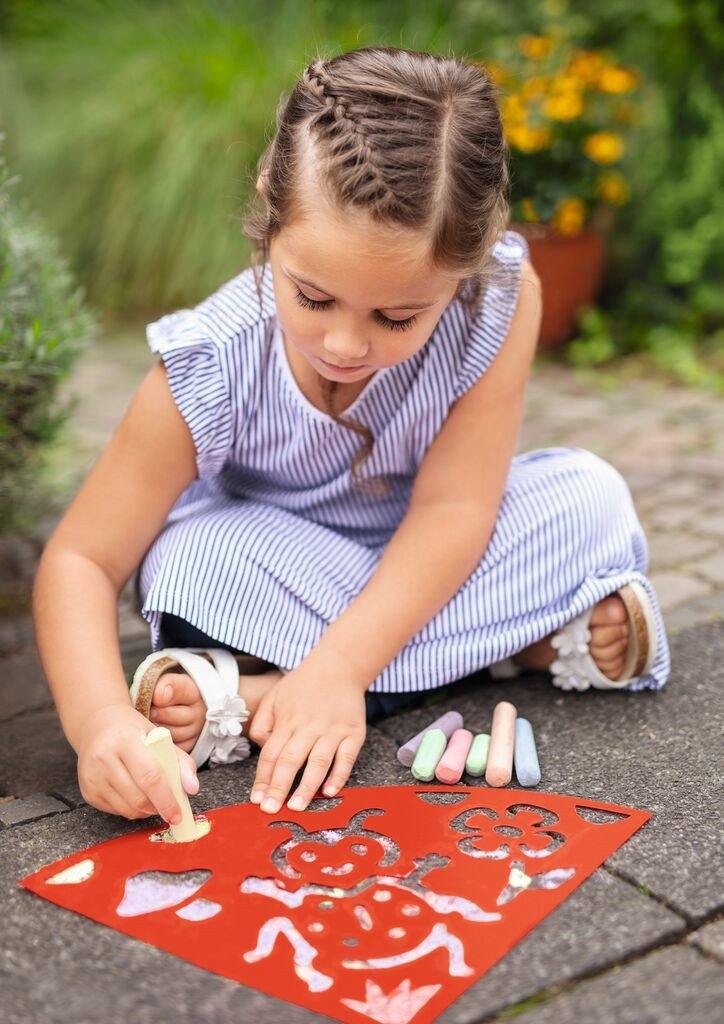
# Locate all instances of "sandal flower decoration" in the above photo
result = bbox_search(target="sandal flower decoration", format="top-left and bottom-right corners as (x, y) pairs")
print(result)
(205, 693), (251, 765)
(550, 614), (593, 691)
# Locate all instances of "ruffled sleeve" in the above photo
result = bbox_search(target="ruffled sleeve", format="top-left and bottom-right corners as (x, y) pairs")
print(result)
(146, 309), (234, 480)
(452, 229), (531, 402)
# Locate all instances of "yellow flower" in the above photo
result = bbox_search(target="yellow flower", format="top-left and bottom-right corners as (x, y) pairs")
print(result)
(596, 171), (630, 205)
(482, 60), (508, 87)
(597, 66), (639, 94)
(506, 124), (552, 152)
(521, 197), (540, 222)
(584, 131), (625, 164)
(567, 50), (607, 85)
(501, 93), (528, 125)
(543, 92), (584, 121)
(550, 73), (581, 94)
(521, 75), (548, 99)
(518, 35), (554, 60)
(551, 198), (586, 235)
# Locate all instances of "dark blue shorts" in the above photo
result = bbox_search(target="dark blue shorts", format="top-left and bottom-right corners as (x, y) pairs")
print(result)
(158, 612), (423, 724)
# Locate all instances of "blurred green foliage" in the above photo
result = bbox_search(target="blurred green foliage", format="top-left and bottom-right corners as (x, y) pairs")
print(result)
(0, 138), (94, 532)
(0, 0), (721, 387)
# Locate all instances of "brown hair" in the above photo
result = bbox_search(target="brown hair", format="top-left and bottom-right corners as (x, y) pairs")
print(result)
(242, 45), (511, 494)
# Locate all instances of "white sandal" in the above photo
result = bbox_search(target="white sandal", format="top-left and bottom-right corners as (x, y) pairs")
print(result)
(489, 581), (658, 692)
(130, 648), (252, 767)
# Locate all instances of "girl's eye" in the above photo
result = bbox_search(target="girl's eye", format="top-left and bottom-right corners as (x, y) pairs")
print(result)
(293, 288), (418, 333)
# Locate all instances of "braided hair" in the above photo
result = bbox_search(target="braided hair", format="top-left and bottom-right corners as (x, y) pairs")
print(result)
(242, 46), (511, 495)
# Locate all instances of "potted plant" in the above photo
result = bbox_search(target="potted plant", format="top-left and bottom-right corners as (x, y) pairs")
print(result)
(487, 27), (642, 349)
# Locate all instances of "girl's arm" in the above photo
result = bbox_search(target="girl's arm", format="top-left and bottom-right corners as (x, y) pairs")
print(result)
(32, 360), (199, 820)
(303, 259), (543, 688)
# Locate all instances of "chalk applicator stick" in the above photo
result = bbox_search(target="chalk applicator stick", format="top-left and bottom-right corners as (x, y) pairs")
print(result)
(144, 726), (197, 842)
(485, 701), (517, 787)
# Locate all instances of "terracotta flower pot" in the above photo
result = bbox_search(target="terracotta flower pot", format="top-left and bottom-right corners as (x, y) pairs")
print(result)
(510, 220), (608, 350)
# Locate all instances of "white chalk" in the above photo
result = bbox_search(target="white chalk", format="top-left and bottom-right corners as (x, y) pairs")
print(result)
(144, 726), (197, 842)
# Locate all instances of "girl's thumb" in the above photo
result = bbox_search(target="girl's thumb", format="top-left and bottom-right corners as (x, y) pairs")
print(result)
(249, 701), (274, 746)
(176, 748), (200, 795)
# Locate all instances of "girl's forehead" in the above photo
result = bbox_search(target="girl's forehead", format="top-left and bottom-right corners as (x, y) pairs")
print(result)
(274, 215), (458, 303)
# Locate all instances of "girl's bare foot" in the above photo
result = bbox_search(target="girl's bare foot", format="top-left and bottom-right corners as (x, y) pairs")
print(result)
(513, 594), (629, 681)
(149, 655), (283, 753)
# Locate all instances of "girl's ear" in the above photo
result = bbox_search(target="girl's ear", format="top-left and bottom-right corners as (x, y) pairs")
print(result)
(256, 169), (270, 196)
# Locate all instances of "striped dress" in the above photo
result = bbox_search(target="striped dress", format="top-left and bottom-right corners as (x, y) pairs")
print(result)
(136, 230), (670, 693)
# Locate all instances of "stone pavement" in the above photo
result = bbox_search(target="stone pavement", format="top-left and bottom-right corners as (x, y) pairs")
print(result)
(1, 625), (722, 1022)
(1, 333), (723, 1021)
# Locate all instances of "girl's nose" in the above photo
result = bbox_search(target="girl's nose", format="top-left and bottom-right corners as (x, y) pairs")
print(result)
(323, 331), (368, 363)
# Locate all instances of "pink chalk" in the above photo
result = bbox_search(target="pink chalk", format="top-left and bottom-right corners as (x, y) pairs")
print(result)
(435, 728), (474, 784)
(485, 701), (517, 787)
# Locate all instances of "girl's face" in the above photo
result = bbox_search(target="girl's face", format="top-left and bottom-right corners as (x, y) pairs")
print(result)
(268, 202), (462, 384)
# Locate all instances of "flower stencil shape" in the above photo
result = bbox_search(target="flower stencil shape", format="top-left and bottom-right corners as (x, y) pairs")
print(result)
(341, 978), (442, 1024)
(206, 693), (250, 764)
(451, 804), (565, 860)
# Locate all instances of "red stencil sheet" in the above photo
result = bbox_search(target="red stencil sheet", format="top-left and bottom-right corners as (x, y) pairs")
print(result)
(20, 786), (649, 1024)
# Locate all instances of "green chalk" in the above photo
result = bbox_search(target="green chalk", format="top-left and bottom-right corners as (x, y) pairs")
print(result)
(465, 733), (490, 777)
(410, 728), (447, 781)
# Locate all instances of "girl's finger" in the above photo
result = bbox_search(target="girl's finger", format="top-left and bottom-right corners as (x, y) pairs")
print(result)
(321, 735), (364, 797)
(121, 742), (183, 824)
(107, 761), (157, 818)
(251, 728), (293, 802)
(258, 734), (316, 814)
(286, 738), (337, 811)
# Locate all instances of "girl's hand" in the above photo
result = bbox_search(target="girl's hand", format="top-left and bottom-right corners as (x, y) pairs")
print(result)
(77, 704), (199, 822)
(248, 664), (367, 813)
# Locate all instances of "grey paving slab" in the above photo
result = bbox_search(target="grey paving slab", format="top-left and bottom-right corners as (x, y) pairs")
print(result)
(2, 748), (683, 1024)
(377, 622), (724, 922)
(0, 809), (321, 1024)
(436, 870), (682, 1024)
(0, 645), (53, 721)
(0, 706), (80, 803)
(508, 946), (724, 1024)
(688, 918), (724, 962)
(0, 793), (70, 828)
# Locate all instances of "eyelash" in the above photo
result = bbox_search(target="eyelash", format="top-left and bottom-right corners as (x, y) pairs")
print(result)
(293, 287), (418, 332)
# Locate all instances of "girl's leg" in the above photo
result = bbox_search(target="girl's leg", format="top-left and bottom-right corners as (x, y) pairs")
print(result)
(155, 612), (419, 729)
(369, 447), (671, 694)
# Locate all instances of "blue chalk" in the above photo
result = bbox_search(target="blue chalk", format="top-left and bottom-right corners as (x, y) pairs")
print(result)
(514, 717), (541, 787)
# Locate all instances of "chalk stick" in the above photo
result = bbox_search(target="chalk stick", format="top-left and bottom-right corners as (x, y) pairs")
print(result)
(435, 728), (474, 784)
(514, 717), (541, 787)
(465, 733), (490, 777)
(144, 726), (197, 842)
(397, 710), (464, 767)
(410, 728), (448, 782)
(485, 701), (516, 787)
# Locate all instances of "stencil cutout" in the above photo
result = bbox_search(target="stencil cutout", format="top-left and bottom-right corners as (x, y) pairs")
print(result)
(20, 786), (650, 1024)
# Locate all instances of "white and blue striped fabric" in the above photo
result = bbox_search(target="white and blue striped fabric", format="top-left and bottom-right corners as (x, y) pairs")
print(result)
(137, 230), (670, 693)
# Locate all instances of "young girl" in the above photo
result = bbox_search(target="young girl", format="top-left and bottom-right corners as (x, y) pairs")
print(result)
(33, 46), (670, 828)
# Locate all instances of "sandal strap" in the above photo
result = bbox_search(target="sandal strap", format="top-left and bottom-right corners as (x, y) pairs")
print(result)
(130, 648), (250, 767)
(549, 582), (658, 692)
